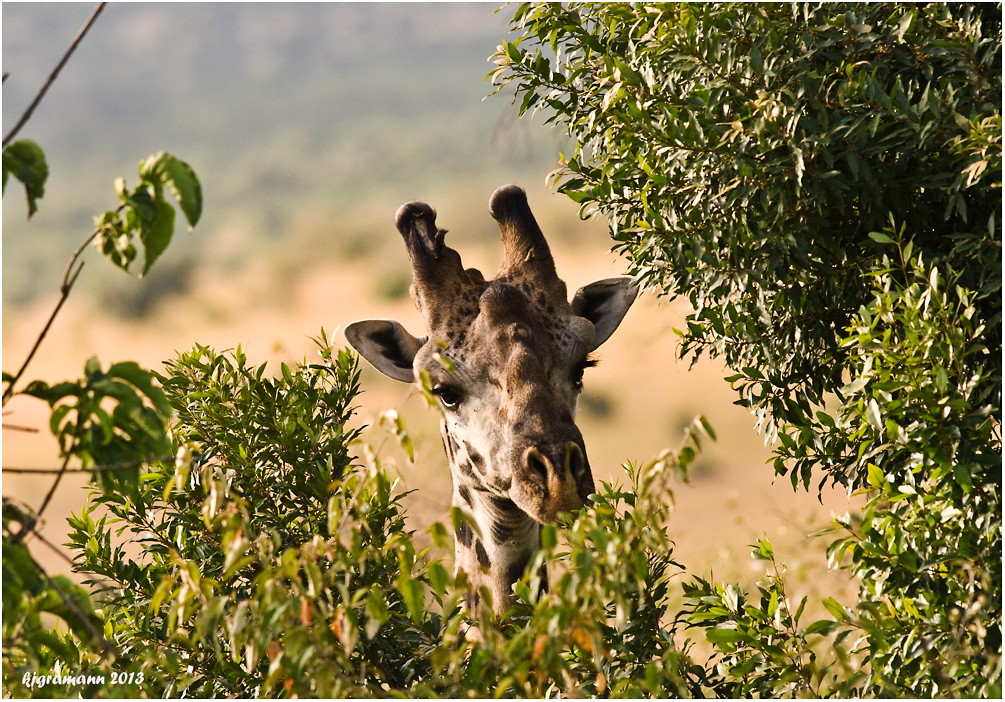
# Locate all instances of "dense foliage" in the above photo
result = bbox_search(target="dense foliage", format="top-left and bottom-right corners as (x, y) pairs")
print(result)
(6, 332), (717, 697)
(492, 1), (1001, 696)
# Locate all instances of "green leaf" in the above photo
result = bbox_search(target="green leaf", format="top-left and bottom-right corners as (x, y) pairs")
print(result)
(396, 574), (425, 623)
(705, 626), (746, 645)
(867, 462), (885, 488)
(108, 361), (170, 416)
(2, 139), (48, 218)
(952, 464), (973, 493)
(698, 414), (718, 441)
(450, 506), (483, 542)
(429, 521), (452, 551)
(842, 376), (870, 395)
(821, 597), (847, 621)
(365, 586), (390, 632)
(32, 628), (79, 665)
(540, 523), (558, 549)
(934, 366), (948, 393)
(427, 562), (450, 595)
(139, 196), (176, 277)
(139, 152), (203, 229)
(752, 539), (774, 560)
(805, 619), (843, 636)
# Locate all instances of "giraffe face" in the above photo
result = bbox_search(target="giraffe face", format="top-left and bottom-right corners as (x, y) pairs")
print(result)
(345, 185), (637, 613)
(414, 281), (600, 523)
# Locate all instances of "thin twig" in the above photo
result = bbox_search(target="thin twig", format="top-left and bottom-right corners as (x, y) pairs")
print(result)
(3, 209), (121, 408)
(25, 549), (116, 659)
(32, 414), (86, 531)
(4, 456), (172, 474)
(21, 521), (116, 595)
(1, 260), (85, 407)
(21, 521), (79, 570)
(2, 2), (107, 148)
(62, 226), (104, 290)
(2, 423), (40, 433)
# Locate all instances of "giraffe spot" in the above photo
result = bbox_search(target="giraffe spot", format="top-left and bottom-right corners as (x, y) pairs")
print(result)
(456, 520), (474, 547)
(475, 540), (491, 568)
(464, 442), (486, 474)
(457, 461), (477, 480)
(458, 485), (473, 506)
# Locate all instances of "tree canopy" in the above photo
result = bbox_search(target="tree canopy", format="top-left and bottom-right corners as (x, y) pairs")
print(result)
(492, 2), (1001, 696)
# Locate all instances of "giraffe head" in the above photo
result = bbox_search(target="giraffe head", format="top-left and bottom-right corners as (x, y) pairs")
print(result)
(346, 185), (636, 613)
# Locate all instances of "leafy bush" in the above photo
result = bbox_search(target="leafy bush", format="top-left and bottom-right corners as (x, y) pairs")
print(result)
(5, 328), (719, 697)
(492, 1), (1000, 696)
(61, 336), (445, 697)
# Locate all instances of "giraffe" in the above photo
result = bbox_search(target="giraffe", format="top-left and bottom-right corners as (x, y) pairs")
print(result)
(345, 185), (637, 617)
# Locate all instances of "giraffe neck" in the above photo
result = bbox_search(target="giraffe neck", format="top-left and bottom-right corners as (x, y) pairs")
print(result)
(449, 466), (544, 617)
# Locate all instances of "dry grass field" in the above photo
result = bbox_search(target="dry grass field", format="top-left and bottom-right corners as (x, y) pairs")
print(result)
(3, 184), (860, 618)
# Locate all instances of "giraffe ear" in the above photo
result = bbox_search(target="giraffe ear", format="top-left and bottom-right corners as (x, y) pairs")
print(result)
(571, 277), (639, 350)
(345, 320), (427, 383)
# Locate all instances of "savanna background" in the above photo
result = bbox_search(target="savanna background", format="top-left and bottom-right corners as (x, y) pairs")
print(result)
(3, 1), (857, 626)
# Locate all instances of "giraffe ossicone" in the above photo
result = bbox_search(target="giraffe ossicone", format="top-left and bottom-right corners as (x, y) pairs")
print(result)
(346, 184), (637, 617)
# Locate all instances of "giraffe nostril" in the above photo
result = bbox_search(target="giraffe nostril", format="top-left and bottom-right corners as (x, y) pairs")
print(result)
(565, 442), (594, 502)
(564, 442), (586, 479)
(526, 448), (551, 483)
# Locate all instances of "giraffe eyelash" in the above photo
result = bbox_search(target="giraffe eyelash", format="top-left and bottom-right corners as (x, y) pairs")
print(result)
(572, 355), (599, 389)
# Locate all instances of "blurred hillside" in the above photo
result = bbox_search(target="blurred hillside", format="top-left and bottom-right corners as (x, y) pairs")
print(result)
(2, 2), (564, 313)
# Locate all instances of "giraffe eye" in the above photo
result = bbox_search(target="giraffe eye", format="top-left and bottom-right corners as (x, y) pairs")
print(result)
(571, 356), (599, 391)
(432, 384), (464, 410)
(571, 366), (586, 391)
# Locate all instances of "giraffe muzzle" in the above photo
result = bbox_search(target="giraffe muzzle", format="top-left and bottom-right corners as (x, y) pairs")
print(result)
(512, 442), (595, 523)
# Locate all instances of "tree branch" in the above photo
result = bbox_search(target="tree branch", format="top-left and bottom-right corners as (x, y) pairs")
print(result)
(1, 422), (40, 433)
(24, 414), (88, 537)
(25, 549), (117, 659)
(2, 2), (107, 148)
(4, 456), (172, 474)
(1, 259), (85, 407)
